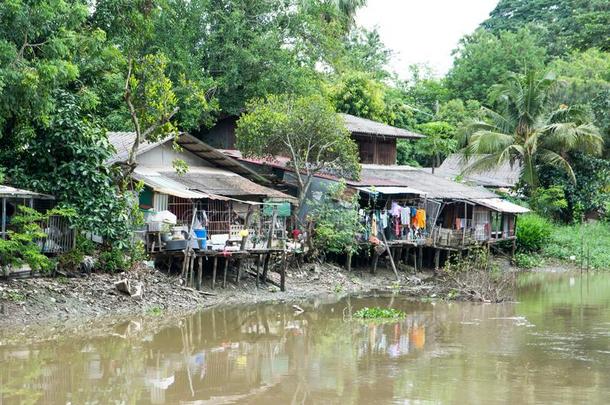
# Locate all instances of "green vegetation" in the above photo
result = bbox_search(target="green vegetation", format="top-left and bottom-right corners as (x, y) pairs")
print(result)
(147, 306), (164, 316)
(516, 214), (553, 252)
(237, 94), (359, 207)
(308, 182), (363, 257)
(0, 0), (609, 272)
(543, 222), (610, 270)
(0, 207), (72, 276)
(353, 307), (406, 320)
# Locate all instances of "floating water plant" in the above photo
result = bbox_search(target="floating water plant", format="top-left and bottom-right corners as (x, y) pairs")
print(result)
(353, 307), (406, 320)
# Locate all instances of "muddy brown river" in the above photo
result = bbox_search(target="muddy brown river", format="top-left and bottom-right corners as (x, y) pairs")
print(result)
(1, 271), (609, 404)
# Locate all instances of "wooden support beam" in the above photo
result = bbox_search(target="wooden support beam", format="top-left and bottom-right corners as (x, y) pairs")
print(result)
(280, 251), (287, 292)
(371, 252), (379, 275)
(255, 254), (261, 288)
(434, 249), (440, 273)
(196, 257), (202, 291)
(381, 231), (400, 280)
(222, 258), (229, 288)
(211, 256), (218, 289)
(418, 246), (423, 270)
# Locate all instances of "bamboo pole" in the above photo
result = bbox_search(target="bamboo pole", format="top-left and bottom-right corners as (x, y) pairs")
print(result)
(380, 231), (399, 280)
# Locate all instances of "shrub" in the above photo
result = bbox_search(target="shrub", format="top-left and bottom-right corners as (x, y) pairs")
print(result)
(514, 252), (544, 269)
(530, 186), (568, 220)
(308, 181), (363, 256)
(516, 214), (552, 252)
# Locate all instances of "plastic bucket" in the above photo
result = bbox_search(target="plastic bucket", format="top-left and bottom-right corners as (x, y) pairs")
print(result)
(194, 229), (207, 239)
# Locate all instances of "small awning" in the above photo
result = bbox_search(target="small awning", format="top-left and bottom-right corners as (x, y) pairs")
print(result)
(0, 185), (54, 200)
(133, 169), (228, 200)
(471, 198), (530, 213)
(356, 186), (426, 196)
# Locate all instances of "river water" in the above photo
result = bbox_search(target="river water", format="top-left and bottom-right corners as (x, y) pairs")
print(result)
(1, 271), (609, 404)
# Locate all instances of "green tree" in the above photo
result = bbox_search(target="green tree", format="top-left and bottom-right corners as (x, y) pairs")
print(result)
(549, 49), (610, 148)
(236, 94), (359, 208)
(461, 71), (604, 192)
(330, 71), (386, 121)
(446, 28), (547, 102)
(415, 122), (458, 172)
(482, 0), (610, 56)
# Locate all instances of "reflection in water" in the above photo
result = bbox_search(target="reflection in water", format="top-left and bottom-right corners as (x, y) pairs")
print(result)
(1, 271), (610, 404)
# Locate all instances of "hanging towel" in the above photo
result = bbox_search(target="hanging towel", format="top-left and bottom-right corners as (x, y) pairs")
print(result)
(381, 210), (388, 229)
(395, 217), (400, 236)
(391, 202), (401, 216)
(416, 209), (426, 229)
(410, 207), (417, 217)
(400, 206), (410, 225)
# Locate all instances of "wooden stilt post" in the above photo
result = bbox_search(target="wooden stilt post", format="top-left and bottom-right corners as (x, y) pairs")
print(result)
(434, 249), (440, 273)
(255, 254), (261, 288)
(371, 252), (379, 275)
(222, 257), (229, 288)
(211, 256), (218, 289)
(196, 256), (202, 291)
(413, 248), (417, 272)
(280, 251), (287, 292)
(418, 246), (423, 270)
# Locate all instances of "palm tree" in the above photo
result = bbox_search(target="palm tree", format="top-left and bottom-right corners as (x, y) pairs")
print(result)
(460, 70), (604, 192)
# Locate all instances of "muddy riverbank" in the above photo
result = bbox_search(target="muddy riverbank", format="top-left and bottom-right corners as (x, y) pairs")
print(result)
(0, 262), (441, 334)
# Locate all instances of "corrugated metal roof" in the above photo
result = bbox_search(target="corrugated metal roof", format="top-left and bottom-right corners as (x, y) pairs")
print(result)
(0, 185), (54, 199)
(471, 198), (530, 213)
(341, 114), (425, 139)
(107, 132), (269, 184)
(356, 186), (426, 196)
(352, 165), (498, 200)
(162, 167), (296, 202)
(132, 168), (223, 200)
(434, 154), (521, 188)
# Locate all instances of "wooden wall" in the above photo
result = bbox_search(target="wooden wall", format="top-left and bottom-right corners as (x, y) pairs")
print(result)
(354, 135), (397, 165)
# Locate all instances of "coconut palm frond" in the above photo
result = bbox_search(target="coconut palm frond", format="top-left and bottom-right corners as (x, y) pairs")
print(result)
(460, 152), (507, 175)
(468, 130), (515, 155)
(542, 122), (579, 151)
(573, 123), (604, 155)
(538, 149), (576, 183)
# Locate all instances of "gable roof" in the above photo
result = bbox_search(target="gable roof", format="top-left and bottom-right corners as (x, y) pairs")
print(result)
(107, 132), (269, 184)
(433, 154), (521, 188)
(340, 114), (424, 139)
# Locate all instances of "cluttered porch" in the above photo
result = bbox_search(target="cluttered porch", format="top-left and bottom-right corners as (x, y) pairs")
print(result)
(139, 189), (298, 291)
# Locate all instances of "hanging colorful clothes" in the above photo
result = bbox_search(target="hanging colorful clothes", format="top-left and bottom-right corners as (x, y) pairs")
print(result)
(391, 202), (401, 216)
(381, 210), (388, 229)
(415, 209), (426, 229)
(400, 206), (410, 225)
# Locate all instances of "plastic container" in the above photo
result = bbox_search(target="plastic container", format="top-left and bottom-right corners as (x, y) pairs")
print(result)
(194, 228), (207, 239)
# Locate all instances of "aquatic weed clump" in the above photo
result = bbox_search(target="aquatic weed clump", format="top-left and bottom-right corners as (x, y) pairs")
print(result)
(353, 307), (406, 320)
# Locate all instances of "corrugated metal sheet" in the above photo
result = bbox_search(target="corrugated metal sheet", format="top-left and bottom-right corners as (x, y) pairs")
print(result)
(107, 132), (269, 184)
(163, 167), (296, 202)
(341, 114), (424, 139)
(434, 154), (521, 188)
(353, 165), (498, 200)
(133, 168), (225, 200)
(0, 185), (54, 199)
(356, 186), (426, 196)
(471, 198), (530, 213)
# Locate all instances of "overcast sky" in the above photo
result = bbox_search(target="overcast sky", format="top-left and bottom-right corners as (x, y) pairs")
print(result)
(356, 0), (499, 79)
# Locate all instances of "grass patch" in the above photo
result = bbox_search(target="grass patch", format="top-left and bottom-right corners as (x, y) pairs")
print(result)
(514, 252), (544, 269)
(5, 292), (26, 302)
(353, 307), (406, 320)
(543, 221), (610, 270)
(147, 306), (164, 316)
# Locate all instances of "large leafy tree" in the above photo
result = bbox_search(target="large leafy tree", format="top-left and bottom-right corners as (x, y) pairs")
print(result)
(236, 94), (359, 208)
(482, 0), (610, 56)
(460, 71), (604, 192)
(446, 28), (547, 102)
